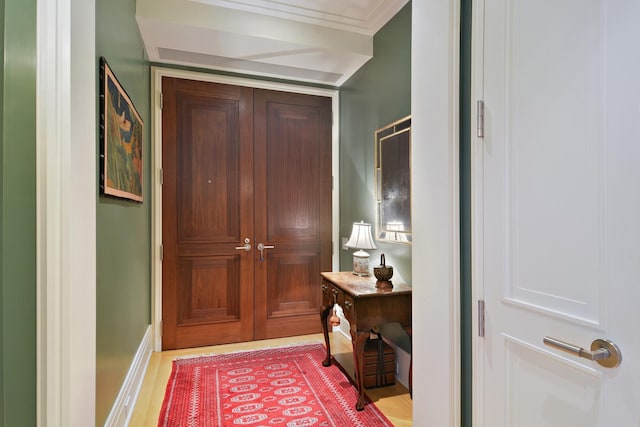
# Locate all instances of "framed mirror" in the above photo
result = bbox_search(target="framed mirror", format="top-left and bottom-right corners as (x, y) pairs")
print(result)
(375, 115), (411, 244)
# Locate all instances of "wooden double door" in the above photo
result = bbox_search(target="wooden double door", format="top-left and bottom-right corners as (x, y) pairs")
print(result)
(161, 78), (332, 350)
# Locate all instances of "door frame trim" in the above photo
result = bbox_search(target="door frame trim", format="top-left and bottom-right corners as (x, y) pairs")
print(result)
(36, 0), (97, 424)
(411, 1), (462, 425)
(150, 67), (340, 351)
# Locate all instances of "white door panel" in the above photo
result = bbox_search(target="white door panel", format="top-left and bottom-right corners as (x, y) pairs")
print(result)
(504, 335), (603, 426)
(475, 0), (640, 425)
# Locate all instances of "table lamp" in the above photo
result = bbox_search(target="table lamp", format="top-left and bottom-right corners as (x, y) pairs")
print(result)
(345, 221), (377, 276)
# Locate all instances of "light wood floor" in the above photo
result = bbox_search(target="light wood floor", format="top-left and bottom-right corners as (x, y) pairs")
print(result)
(130, 332), (412, 426)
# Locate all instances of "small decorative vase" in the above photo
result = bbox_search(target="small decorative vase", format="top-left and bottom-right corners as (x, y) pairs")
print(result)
(373, 254), (393, 288)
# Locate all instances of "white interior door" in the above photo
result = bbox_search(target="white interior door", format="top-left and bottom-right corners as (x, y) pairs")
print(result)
(473, 0), (640, 425)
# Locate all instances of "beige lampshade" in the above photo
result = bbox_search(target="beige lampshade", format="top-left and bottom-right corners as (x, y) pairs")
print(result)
(345, 221), (377, 250)
(346, 221), (376, 276)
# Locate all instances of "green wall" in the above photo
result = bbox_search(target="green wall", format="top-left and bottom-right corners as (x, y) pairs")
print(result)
(95, 0), (151, 424)
(339, 3), (412, 283)
(0, 0), (37, 425)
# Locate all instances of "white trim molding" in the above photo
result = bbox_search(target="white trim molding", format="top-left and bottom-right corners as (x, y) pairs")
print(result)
(36, 0), (96, 426)
(150, 67), (340, 351)
(411, 1), (461, 425)
(104, 327), (153, 427)
(36, 0), (67, 423)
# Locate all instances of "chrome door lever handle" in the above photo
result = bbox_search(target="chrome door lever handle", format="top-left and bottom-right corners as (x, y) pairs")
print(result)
(257, 243), (274, 261)
(543, 336), (622, 368)
(235, 238), (252, 252)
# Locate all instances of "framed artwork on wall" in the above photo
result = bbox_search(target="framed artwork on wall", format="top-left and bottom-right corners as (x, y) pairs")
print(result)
(99, 57), (144, 202)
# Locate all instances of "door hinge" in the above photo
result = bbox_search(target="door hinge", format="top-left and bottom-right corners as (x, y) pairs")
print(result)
(160, 244), (164, 262)
(160, 92), (163, 110)
(478, 299), (485, 337)
(159, 168), (163, 185)
(476, 100), (485, 138)
(331, 176), (334, 190)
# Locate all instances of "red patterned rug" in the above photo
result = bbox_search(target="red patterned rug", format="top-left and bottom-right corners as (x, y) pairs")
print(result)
(158, 343), (393, 426)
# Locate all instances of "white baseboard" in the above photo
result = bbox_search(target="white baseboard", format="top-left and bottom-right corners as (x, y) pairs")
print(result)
(104, 325), (153, 427)
(389, 341), (411, 389)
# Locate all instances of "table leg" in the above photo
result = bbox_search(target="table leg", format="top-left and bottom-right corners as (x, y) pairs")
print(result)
(351, 330), (369, 411)
(320, 304), (332, 366)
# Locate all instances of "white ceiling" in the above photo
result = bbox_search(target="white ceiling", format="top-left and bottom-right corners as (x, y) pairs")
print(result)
(136, 0), (409, 86)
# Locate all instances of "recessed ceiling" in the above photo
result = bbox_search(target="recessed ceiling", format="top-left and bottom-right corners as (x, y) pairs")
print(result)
(136, 0), (409, 86)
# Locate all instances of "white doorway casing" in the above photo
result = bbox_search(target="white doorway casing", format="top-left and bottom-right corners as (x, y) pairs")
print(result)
(36, 0), (96, 425)
(411, 1), (461, 426)
(150, 67), (340, 351)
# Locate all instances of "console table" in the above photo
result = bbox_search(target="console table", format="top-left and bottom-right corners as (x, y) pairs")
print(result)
(319, 271), (412, 411)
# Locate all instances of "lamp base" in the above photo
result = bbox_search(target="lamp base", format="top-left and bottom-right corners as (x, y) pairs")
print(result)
(352, 250), (371, 276)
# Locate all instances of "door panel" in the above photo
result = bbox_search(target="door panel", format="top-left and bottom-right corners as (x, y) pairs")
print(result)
(177, 96), (242, 243)
(254, 89), (332, 339)
(162, 77), (254, 349)
(476, 0), (640, 425)
(492, 0), (603, 323)
(267, 252), (319, 317)
(504, 337), (602, 426)
(178, 256), (241, 324)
